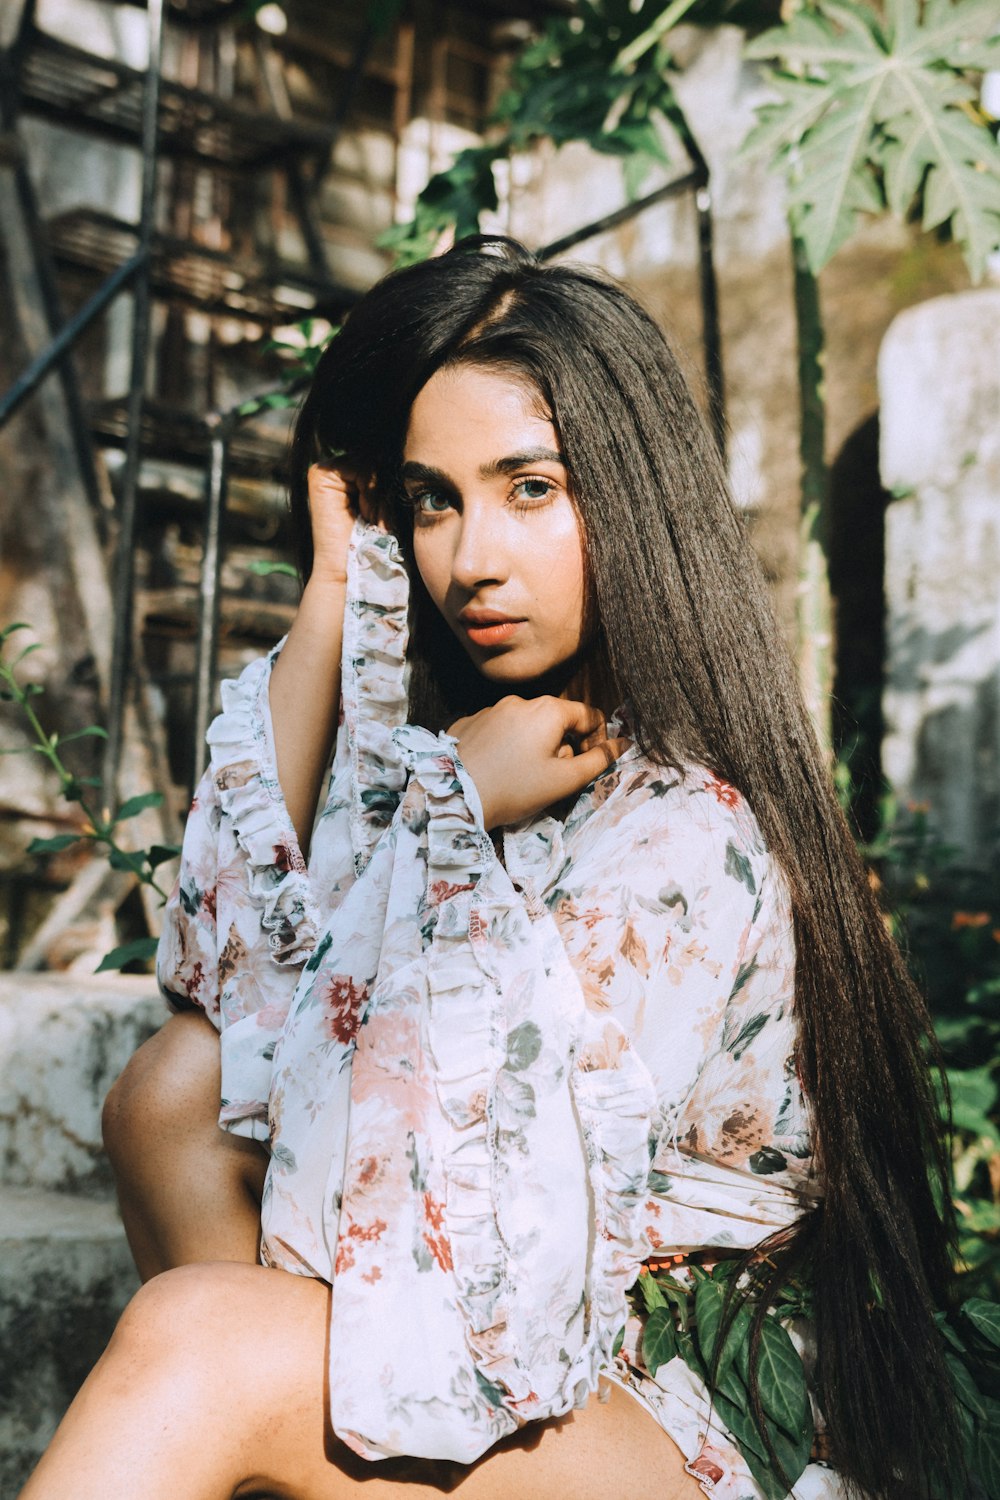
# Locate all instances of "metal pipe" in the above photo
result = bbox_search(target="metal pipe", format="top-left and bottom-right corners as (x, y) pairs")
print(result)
(0, 250), (145, 427)
(695, 182), (726, 462)
(192, 419), (229, 773)
(536, 170), (700, 262)
(102, 0), (165, 807)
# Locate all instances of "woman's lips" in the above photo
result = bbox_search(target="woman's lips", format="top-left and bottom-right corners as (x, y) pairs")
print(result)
(462, 619), (523, 647)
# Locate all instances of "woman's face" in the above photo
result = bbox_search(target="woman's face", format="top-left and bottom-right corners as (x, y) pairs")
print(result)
(403, 364), (588, 688)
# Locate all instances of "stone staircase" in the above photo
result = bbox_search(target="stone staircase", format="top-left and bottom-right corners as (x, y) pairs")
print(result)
(0, 972), (163, 1494)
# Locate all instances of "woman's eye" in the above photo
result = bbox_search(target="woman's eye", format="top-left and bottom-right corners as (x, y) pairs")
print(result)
(411, 490), (454, 517)
(511, 477), (554, 505)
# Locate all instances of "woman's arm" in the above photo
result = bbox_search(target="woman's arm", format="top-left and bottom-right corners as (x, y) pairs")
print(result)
(268, 464), (368, 857)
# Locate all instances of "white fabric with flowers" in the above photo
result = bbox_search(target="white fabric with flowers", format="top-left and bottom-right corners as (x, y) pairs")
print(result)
(157, 520), (843, 1495)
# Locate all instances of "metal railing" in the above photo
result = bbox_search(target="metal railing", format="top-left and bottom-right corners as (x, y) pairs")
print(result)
(0, 1), (727, 807)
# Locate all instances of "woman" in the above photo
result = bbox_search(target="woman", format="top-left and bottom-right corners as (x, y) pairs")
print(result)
(23, 238), (959, 1500)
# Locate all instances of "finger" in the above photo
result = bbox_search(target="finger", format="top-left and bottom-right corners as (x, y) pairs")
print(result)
(308, 462), (357, 510)
(549, 698), (606, 742)
(578, 721), (610, 753)
(357, 475), (380, 525)
(553, 737), (630, 792)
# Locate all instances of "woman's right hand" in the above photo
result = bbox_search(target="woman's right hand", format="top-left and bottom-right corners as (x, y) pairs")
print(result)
(306, 461), (376, 588)
(448, 696), (630, 831)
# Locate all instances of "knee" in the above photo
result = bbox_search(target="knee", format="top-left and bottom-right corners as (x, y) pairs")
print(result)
(110, 1264), (248, 1393)
(102, 1013), (221, 1173)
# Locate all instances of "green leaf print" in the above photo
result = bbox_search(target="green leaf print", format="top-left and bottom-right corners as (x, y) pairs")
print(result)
(749, 1146), (789, 1175)
(304, 931), (333, 973)
(725, 839), (757, 895)
(505, 1021), (543, 1073)
(270, 1143), (297, 1171)
(731, 954), (760, 999)
(724, 1010), (768, 1060)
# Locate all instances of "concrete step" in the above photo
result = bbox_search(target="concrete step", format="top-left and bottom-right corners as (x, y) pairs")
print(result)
(0, 973), (164, 1194)
(0, 1186), (139, 1495)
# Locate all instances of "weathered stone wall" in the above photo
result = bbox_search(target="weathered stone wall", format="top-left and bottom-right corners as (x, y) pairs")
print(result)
(0, 974), (163, 1491)
(879, 289), (1000, 867)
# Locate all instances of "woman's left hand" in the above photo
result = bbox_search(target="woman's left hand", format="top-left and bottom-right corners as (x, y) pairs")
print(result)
(447, 695), (629, 830)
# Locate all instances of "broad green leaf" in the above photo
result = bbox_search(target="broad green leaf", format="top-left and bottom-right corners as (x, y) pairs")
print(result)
(754, 1316), (812, 1440)
(975, 1414), (1000, 1497)
(946, 1351), (987, 1417)
(947, 1068), (999, 1136)
(964, 1300), (1000, 1352)
(637, 1270), (669, 1314)
(743, 0), (1000, 278)
(95, 937), (159, 973)
(642, 1305), (679, 1375)
(113, 790), (165, 824)
(28, 833), (82, 854)
(695, 1275), (751, 1381)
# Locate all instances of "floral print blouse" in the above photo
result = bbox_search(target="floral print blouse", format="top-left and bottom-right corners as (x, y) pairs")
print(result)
(157, 523), (841, 1498)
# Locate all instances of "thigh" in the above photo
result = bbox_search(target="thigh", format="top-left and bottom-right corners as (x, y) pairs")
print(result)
(177, 1267), (702, 1500)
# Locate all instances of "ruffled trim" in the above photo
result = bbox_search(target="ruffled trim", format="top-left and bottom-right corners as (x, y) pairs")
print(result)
(567, 1029), (658, 1393)
(393, 726), (527, 1419)
(205, 650), (319, 966)
(395, 724), (655, 1426)
(342, 522), (411, 874)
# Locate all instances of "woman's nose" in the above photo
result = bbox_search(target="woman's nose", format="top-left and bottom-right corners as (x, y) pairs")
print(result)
(449, 503), (509, 591)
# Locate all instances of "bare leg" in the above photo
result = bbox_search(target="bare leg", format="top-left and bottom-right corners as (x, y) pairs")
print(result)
(20, 1263), (703, 1500)
(102, 1012), (267, 1279)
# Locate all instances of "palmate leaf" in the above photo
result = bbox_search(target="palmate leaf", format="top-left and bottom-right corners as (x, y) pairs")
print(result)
(744, 0), (1000, 278)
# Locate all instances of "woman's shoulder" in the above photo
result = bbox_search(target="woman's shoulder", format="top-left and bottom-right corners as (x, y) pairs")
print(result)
(573, 748), (768, 858)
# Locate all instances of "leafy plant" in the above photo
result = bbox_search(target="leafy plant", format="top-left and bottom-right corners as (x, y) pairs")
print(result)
(379, 0), (688, 265)
(743, 0), (1000, 280)
(0, 623), (179, 971)
(627, 1260), (1000, 1496)
(628, 1261), (815, 1498)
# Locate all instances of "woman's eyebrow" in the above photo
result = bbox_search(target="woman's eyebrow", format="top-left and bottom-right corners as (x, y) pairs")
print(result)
(480, 447), (563, 478)
(400, 448), (564, 488)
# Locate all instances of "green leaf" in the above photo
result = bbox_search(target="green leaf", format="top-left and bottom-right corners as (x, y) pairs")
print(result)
(147, 843), (182, 869)
(27, 833), (82, 854)
(57, 725), (109, 744)
(113, 790), (165, 824)
(975, 1409), (1000, 1496)
(755, 1315), (812, 1440)
(964, 1300), (1000, 1352)
(246, 560), (298, 578)
(0, 621), (30, 641)
(947, 1067), (1000, 1136)
(642, 1305), (679, 1375)
(637, 1270), (669, 1314)
(695, 1274), (751, 1382)
(743, 0), (1000, 278)
(946, 1351), (987, 1417)
(108, 847), (145, 875)
(95, 937), (159, 973)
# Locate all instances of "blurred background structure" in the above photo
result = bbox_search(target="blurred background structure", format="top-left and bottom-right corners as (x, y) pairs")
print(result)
(0, 0), (999, 1487)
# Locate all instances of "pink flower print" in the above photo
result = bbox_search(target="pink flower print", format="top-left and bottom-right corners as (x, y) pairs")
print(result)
(690, 1450), (726, 1485)
(422, 1192), (453, 1273)
(428, 879), (475, 907)
(185, 960), (205, 1001)
(703, 773), (740, 809)
(322, 975), (369, 1045)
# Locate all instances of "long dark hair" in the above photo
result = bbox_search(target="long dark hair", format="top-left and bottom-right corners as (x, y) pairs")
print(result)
(288, 237), (959, 1497)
